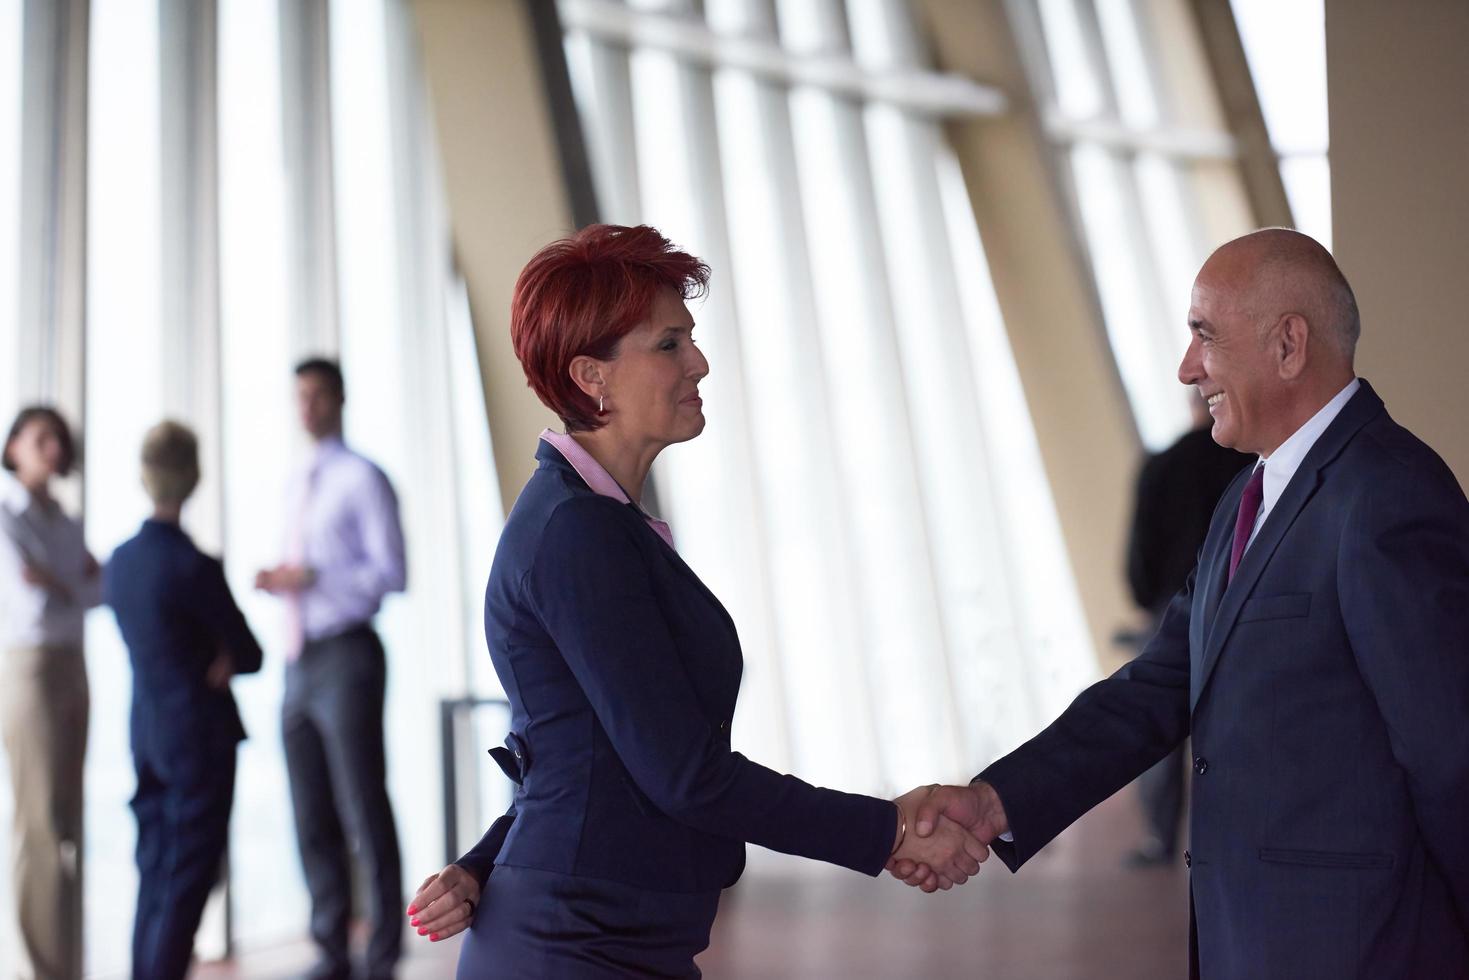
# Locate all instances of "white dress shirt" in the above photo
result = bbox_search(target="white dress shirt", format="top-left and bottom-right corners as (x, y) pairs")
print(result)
(0, 473), (100, 649)
(285, 437), (407, 643)
(1245, 378), (1361, 551)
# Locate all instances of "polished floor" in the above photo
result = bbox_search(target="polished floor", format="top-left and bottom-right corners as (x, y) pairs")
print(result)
(193, 789), (1189, 979)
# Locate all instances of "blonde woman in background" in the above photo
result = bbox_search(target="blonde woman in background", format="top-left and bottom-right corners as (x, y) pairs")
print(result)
(106, 421), (262, 979)
(0, 406), (100, 980)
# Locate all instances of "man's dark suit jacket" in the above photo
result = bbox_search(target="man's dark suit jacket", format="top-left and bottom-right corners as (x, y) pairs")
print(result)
(454, 441), (894, 894)
(105, 520), (262, 764)
(985, 381), (1469, 978)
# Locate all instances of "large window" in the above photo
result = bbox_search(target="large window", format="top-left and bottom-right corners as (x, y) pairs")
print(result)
(1012, 0), (1251, 450)
(0, 0), (501, 967)
(562, 0), (1097, 800)
(0, 0), (22, 965)
(1231, 0), (1330, 247)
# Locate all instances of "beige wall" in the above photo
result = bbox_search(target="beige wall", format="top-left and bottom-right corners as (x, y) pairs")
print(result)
(413, 0), (571, 508)
(1327, 0), (1469, 489)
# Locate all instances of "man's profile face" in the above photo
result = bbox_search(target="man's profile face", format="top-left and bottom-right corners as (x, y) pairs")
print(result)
(1177, 256), (1282, 456)
(296, 372), (343, 441)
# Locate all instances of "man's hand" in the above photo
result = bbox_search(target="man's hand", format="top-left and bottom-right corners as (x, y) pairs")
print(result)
(253, 564), (314, 594)
(886, 785), (990, 893)
(204, 650), (235, 690)
(22, 562), (72, 602)
(888, 781), (1009, 890)
(407, 864), (482, 942)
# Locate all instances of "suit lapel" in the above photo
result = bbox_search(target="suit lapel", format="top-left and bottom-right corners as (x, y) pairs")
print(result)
(1190, 484), (1240, 708)
(652, 525), (741, 640)
(1190, 380), (1385, 711)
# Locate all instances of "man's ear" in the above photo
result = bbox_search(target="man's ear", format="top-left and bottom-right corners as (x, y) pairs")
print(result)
(568, 355), (606, 401)
(1276, 313), (1309, 381)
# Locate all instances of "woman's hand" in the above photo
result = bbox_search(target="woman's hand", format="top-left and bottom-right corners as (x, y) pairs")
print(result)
(21, 562), (72, 601)
(888, 785), (989, 892)
(406, 864), (482, 942)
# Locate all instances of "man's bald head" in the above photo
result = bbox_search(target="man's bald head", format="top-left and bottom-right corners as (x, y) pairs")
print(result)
(1202, 228), (1360, 362)
(1180, 229), (1360, 456)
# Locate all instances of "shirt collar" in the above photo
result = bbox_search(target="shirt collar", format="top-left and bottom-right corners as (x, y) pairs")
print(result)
(539, 429), (676, 551)
(1257, 378), (1361, 512)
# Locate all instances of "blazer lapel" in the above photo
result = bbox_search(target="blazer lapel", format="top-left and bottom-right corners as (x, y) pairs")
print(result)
(1191, 380), (1385, 711)
(1190, 487), (1240, 708)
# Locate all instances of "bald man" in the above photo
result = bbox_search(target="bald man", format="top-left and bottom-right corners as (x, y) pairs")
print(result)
(895, 230), (1469, 978)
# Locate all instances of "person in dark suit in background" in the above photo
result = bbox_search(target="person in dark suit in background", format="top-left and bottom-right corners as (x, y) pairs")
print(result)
(402, 225), (987, 977)
(896, 229), (1469, 978)
(1122, 395), (1249, 865)
(106, 421), (262, 980)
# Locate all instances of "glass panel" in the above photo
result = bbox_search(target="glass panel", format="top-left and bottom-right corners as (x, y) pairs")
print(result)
(712, 67), (879, 790)
(1280, 154), (1331, 250)
(1231, 0), (1330, 247)
(1094, 0), (1159, 128)
(218, 0), (305, 949)
(84, 0), (163, 971)
(1134, 152), (1202, 359)
(1036, 0), (1106, 119)
(935, 146), (1097, 729)
(0, 0), (19, 420)
(1069, 144), (1190, 448)
(1229, 0), (1328, 154)
(330, 0), (450, 902)
(0, 0), (24, 969)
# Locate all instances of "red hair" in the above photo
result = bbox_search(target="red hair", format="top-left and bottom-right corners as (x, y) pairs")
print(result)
(511, 224), (711, 432)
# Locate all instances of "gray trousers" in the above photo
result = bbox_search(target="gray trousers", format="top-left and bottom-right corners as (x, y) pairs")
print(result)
(1, 645), (87, 980)
(282, 625), (402, 978)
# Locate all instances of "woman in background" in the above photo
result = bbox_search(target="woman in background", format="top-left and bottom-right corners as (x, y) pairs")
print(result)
(105, 421), (262, 980)
(0, 406), (100, 980)
(405, 225), (986, 977)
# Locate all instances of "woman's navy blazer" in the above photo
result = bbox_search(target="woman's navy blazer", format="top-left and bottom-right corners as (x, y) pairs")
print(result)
(455, 441), (894, 893)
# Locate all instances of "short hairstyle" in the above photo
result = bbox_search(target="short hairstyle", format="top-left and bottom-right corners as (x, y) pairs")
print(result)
(511, 224), (711, 432)
(3, 406), (77, 477)
(140, 420), (200, 505)
(295, 357), (345, 400)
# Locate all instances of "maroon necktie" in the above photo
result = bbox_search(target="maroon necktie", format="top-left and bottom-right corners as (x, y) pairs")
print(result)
(1228, 464), (1265, 582)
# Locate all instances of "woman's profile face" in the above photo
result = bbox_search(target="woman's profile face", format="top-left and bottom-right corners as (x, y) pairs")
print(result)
(7, 418), (67, 485)
(598, 286), (709, 449)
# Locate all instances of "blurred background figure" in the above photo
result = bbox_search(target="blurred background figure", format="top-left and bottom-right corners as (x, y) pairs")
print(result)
(255, 359), (406, 980)
(1121, 393), (1249, 866)
(105, 420), (262, 980)
(0, 406), (98, 980)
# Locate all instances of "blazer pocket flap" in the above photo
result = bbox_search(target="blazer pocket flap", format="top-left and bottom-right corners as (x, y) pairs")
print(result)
(1238, 592), (1312, 623)
(488, 732), (530, 785)
(1259, 847), (1393, 870)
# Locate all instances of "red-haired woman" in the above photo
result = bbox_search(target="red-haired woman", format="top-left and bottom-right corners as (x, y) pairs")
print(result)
(404, 225), (985, 977)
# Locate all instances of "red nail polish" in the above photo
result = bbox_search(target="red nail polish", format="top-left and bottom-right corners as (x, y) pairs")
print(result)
(430, 933), (440, 941)
(410, 918), (419, 926)
(418, 927), (427, 935)
(407, 905), (417, 915)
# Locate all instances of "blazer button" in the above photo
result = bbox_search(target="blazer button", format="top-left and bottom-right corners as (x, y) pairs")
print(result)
(1184, 850), (1191, 869)
(1193, 756), (1208, 776)
(717, 719), (729, 732)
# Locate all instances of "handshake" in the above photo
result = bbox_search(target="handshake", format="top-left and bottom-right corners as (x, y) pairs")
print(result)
(886, 781), (1009, 892)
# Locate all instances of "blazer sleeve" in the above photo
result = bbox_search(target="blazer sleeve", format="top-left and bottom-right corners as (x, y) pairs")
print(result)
(525, 496), (896, 877)
(193, 555), (264, 675)
(1339, 466), (1469, 923)
(453, 803), (517, 890)
(982, 566), (1194, 871)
